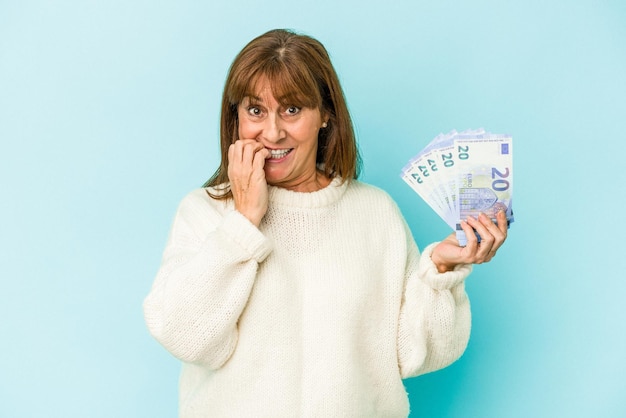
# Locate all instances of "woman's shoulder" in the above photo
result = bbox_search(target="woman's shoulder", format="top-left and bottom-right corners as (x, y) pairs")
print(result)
(174, 186), (232, 219)
(179, 184), (229, 204)
(345, 180), (404, 216)
(346, 180), (399, 205)
(177, 187), (212, 207)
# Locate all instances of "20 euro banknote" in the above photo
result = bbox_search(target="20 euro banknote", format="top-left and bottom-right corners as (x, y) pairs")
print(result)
(454, 134), (513, 245)
(401, 129), (513, 246)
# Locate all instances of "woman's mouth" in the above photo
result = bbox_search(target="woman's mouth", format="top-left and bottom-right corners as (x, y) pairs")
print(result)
(267, 148), (293, 160)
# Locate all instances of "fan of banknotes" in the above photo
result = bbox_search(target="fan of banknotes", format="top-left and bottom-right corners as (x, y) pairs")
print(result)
(401, 128), (513, 246)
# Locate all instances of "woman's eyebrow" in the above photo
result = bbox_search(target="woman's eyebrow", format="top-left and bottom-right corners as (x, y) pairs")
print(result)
(244, 93), (304, 106)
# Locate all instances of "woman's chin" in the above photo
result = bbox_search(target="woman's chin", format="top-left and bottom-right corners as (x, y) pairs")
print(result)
(264, 170), (289, 187)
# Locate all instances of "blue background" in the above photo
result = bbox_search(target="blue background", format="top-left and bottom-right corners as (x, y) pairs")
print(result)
(1, 1), (625, 417)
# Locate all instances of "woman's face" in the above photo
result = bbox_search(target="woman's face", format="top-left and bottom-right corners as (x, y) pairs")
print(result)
(237, 77), (327, 192)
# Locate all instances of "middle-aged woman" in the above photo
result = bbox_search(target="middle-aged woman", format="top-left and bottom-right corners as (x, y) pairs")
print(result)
(144, 28), (508, 417)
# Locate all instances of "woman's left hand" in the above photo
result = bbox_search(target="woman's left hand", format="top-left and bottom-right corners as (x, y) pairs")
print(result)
(431, 210), (508, 273)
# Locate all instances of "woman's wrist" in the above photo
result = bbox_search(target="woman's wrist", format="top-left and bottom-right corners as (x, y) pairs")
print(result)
(431, 248), (455, 273)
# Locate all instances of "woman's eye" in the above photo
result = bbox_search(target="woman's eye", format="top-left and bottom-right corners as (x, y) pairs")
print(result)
(285, 106), (301, 115)
(247, 107), (262, 116)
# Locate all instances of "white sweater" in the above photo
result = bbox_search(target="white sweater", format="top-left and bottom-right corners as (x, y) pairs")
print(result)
(143, 178), (472, 418)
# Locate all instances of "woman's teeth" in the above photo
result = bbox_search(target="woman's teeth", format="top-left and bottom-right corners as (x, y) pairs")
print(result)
(269, 149), (291, 159)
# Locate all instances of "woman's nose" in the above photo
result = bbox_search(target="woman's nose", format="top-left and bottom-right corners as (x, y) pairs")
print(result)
(261, 114), (285, 143)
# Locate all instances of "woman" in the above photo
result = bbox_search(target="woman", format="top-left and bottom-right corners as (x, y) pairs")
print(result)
(144, 29), (507, 417)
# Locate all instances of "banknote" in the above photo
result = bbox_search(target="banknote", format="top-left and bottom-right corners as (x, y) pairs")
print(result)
(401, 129), (513, 246)
(454, 134), (513, 245)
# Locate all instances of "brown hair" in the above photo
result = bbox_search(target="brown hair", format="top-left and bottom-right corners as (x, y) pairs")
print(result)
(203, 28), (361, 197)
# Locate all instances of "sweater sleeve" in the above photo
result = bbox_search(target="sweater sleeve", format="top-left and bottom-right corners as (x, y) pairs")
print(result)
(143, 190), (272, 368)
(397, 228), (472, 379)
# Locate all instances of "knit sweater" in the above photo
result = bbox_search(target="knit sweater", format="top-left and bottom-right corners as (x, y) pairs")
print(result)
(143, 178), (472, 418)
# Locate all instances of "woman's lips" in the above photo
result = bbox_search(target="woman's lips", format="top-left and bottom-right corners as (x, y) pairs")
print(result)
(266, 148), (293, 161)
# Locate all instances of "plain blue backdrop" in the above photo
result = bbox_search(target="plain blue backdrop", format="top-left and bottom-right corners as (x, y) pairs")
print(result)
(1, 1), (625, 417)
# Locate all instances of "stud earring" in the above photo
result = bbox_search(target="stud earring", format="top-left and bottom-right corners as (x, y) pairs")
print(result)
(322, 122), (328, 128)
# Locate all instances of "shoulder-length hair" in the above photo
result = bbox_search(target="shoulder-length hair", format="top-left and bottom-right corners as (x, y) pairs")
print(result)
(203, 29), (361, 197)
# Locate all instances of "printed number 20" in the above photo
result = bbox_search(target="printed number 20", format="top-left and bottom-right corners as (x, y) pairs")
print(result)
(492, 167), (510, 191)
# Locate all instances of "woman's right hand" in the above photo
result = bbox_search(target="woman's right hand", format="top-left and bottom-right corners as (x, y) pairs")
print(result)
(227, 139), (271, 227)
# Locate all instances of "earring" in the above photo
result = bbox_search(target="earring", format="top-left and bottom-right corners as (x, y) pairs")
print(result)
(322, 122), (328, 128)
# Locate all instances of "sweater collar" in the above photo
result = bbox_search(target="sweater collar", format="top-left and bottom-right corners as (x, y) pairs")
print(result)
(268, 177), (348, 208)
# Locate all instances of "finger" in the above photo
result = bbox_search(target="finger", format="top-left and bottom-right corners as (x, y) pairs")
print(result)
(476, 213), (510, 261)
(228, 142), (253, 182)
(467, 214), (495, 260)
(229, 140), (249, 166)
(227, 144), (240, 178)
(241, 141), (258, 165)
(481, 211), (507, 253)
(496, 210), (509, 236)
(253, 147), (270, 170)
(228, 143), (236, 164)
(459, 218), (479, 254)
(230, 140), (263, 169)
(478, 213), (504, 244)
(236, 138), (264, 151)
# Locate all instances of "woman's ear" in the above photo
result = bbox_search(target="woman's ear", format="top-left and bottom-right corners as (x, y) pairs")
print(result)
(321, 110), (330, 128)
